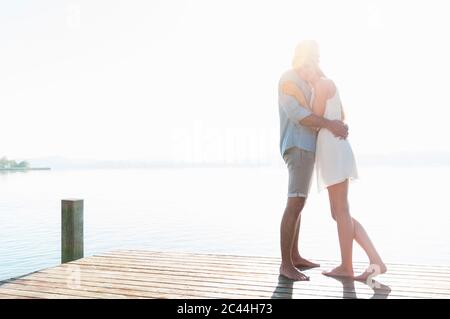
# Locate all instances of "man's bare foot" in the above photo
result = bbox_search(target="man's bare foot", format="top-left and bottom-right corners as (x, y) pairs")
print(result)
(280, 264), (310, 281)
(322, 265), (354, 278)
(354, 263), (387, 282)
(292, 255), (320, 268)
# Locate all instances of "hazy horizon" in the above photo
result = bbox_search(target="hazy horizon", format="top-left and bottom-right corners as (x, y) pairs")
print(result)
(1, 150), (449, 170)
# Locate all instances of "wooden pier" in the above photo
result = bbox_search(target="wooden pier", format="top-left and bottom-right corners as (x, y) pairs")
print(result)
(1, 200), (449, 299)
(1, 250), (450, 299)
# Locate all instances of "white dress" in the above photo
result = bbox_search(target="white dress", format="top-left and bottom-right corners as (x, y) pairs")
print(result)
(313, 86), (359, 191)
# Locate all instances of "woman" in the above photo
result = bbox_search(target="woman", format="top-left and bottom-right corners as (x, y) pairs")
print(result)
(285, 50), (387, 280)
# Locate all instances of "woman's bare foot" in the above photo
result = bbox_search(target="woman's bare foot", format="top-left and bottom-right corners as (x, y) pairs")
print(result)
(322, 265), (354, 278)
(292, 255), (320, 268)
(354, 263), (387, 282)
(280, 264), (310, 281)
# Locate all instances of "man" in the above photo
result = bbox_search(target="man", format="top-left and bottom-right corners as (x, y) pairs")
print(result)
(278, 41), (349, 281)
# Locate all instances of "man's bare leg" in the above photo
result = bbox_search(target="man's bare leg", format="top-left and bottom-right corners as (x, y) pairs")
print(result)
(280, 197), (310, 281)
(291, 212), (320, 268)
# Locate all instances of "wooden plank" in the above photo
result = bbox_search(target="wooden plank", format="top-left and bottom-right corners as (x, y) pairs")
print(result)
(24, 273), (284, 297)
(116, 250), (450, 270)
(70, 261), (450, 292)
(0, 292), (37, 299)
(5, 277), (289, 299)
(27, 269), (386, 299)
(0, 286), (92, 299)
(70, 265), (448, 298)
(53, 262), (450, 293)
(77, 256), (450, 283)
(74, 257), (450, 285)
(102, 251), (450, 276)
(32, 266), (439, 299)
(8, 275), (366, 299)
(0, 281), (132, 299)
(45, 263), (450, 297)
(2, 250), (449, 299)
(107, 250), (450, 276)
(104, 251), (447, 272)
(69, 259), (450, 296)
(2, 268), (394, 297)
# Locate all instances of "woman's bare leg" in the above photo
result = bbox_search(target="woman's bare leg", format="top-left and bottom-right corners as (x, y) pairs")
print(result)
(324, 180), (386, 280)
(323, 179), (355, 278)
(353, 219), (386, 266)
(352, 218), (387, 280)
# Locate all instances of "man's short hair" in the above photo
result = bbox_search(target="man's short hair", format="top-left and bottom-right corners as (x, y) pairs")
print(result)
(292, 40), (320, 69)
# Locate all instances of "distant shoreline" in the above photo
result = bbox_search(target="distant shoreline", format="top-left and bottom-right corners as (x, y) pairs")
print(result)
(0, 167), (51, 171)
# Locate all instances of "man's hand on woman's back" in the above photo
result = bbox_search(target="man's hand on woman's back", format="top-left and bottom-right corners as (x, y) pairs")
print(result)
(326, 120), (349, 139)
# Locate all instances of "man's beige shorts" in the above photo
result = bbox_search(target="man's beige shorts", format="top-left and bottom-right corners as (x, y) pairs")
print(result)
(283, 147), (315, 198)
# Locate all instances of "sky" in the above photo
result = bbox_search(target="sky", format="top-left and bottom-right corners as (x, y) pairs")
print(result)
(1, 0), (450, 164)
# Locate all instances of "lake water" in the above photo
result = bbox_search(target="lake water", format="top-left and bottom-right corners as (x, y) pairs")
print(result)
(1, 165), (450, 281)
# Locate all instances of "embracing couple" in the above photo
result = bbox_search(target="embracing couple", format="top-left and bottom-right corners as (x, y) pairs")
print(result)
(278, 41), (387, 281)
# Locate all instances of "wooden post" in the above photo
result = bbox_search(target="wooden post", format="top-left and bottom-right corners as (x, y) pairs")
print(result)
(61, 199), (84, 263)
